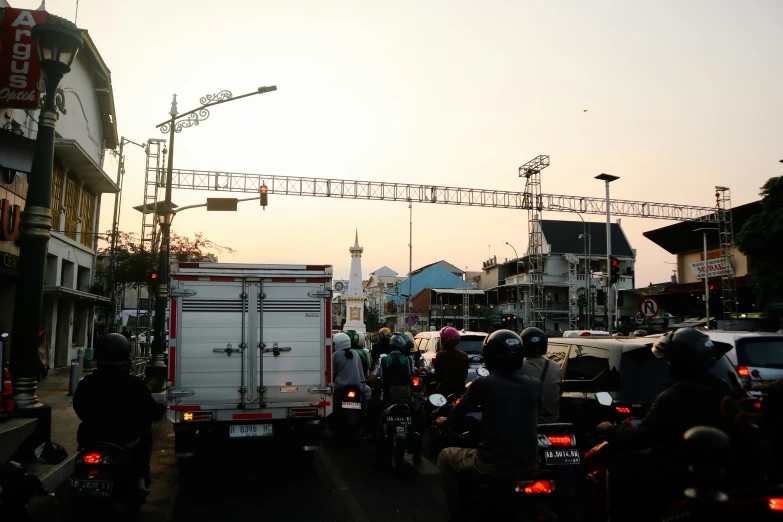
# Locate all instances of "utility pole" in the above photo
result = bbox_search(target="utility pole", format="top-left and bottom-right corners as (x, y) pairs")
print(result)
(596, 173), (619, 334)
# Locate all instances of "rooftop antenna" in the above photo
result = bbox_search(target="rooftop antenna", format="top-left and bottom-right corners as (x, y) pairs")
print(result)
(75, 0), (79, 24)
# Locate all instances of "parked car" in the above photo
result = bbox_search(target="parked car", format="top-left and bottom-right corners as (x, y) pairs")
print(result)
(414, 330), (488, 383)
(545, 336), (744, 447)
(562, 330), (610, 338)
(700, 331), (783, 390)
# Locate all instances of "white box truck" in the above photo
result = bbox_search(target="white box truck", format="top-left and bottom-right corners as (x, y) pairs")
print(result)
(165, 262), (334, 460)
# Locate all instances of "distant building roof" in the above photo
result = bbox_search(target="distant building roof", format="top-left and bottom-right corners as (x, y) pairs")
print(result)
(411, 260), (464, 276)
(643, 201), (761, 254)
(541, 220), (634, 257)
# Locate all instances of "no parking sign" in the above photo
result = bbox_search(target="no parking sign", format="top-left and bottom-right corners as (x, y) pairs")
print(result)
(640, 297), (660, 319)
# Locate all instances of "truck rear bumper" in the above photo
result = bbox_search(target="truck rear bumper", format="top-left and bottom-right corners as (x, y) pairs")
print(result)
(173, 417), (324, 458)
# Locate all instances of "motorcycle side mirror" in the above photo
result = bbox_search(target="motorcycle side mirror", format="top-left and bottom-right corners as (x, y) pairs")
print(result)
(1, 333), (8, 339)
(477, 367), (490, 377)
(596, 392), (613, 406)
(429, 394), (447, 407)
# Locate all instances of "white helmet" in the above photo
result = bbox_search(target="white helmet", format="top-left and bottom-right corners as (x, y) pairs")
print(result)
(356, 332), (365, 348)
(333, 332), (351, 351)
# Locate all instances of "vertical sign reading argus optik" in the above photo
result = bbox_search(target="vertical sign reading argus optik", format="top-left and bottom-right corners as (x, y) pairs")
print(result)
(0, 8), (49, 108)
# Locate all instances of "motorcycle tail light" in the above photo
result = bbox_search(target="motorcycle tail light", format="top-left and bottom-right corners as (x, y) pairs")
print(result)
(615, 406), (631, 413)
(347, 390), (357, 399)
(412, 377), (420, 387)
(770, 498), (783, 512)
(546, 435), (574, 447)
(81, 452), (102, 465)
(454, 397), (461, 405)
(737, 366), (750, 377)
(516, 480), (555, 494)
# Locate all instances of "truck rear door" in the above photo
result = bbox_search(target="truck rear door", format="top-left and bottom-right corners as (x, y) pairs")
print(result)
(251, 280), (327, 405)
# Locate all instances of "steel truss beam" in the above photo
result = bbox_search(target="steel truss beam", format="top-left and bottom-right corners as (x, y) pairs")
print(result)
(164, 168), (721, 222)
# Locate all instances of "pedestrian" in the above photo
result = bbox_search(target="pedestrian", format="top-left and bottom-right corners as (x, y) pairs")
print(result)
(120, 326), (132, 341)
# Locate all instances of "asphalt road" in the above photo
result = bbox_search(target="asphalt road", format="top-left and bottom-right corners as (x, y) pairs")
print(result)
(40, 418), (448, 522)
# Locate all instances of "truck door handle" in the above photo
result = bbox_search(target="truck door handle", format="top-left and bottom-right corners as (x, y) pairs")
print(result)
(262, 342), (291, 356)
(213, 343), (242, 356)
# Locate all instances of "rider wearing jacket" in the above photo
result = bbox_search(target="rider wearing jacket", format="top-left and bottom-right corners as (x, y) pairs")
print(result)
(73, 333), (166, 491)
(371, 327), (392, 366)
(518, 327), (562, 423)
(597, 328), (762, 521)
(432, 326), (469, 398)
(436, 330), (540, 522)
(345, 330), (370, 379)
(332, 333), (371, 413)
(369, 333), (415, 404)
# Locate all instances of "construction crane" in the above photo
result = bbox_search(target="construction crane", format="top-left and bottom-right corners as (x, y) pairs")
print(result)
(144, 162), (736, 331)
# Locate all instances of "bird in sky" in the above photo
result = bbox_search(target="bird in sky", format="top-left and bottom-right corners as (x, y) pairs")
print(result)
(584, 109), (588, 112)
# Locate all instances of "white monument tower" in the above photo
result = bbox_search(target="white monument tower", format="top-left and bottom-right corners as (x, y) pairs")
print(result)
(343, 230), (366, 333)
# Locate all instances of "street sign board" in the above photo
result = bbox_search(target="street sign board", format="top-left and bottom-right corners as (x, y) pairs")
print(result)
(640, 297), (660, 319)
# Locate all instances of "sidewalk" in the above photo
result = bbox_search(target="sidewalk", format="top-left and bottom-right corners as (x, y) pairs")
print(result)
(26, 367), (83, 515)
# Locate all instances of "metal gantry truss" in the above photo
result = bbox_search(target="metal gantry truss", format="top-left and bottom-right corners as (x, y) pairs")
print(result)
(716, 187), (738, 328)
(140, 140), (166, 254)
(159, 163), (733, 329)
(163, 168), (723, 222)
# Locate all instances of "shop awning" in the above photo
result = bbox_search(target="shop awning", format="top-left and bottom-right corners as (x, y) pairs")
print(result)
(43, 286), (111, 303)
(54, 139), (118, 194)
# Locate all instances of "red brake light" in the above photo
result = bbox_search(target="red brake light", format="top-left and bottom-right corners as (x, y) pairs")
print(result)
(737, 366), (750, 377)
(82, 452), (102, 465)
(454, 397), (461, 405)
(770, 498), (783, 512)
(580, 332), (591, 336)
(518, 480), (554, 494)
(346, 390), (357, 399)
(546, 435), (573, 447)
(615, 406), (631, 414)
(412, 377), (421, 387)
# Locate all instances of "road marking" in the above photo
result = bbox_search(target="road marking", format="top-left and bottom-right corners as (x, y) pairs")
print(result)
(316, 450), (370, 522)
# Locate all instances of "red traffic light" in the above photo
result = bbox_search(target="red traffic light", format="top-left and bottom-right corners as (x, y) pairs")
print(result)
(260, 184), (268, 194)
(151, 273), (158, 280)
(709, 284), (715, 291)
(611, 258), (619, 267)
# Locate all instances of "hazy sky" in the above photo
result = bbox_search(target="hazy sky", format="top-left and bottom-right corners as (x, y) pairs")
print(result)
(20, 0), (783, 284)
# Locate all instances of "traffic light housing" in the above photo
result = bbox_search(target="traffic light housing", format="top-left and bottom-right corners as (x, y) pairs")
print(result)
(260, 184), (268, 210)
(610, 257), (620, 285)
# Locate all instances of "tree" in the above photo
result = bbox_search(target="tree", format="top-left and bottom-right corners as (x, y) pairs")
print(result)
(364, 304), (380, 332)
(97, 230), (236, 293)
(736, 176), (783, 310)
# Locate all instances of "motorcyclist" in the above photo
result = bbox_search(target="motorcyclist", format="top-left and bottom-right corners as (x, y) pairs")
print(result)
(371, 327), (391, 366)
(436, 330), (540, 522)
(518, 327), (561, 423)
(368, 333), (415, 405)
(403, 331), (425, 370)
(331, 332), (371, 413)
(73, 333), (166, 492)
(596, 328), (762, 521)
(345, 330), (370, 379)
(432, 326), (469, 398)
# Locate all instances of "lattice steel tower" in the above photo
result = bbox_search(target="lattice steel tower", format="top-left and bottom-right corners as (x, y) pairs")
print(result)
(519, 155), (550, 329)
(715, 186), (738, 329)
(140, 140), (166, 253)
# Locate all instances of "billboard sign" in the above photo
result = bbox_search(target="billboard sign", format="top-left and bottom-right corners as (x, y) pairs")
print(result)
(690, 258), (734, 280)
(0, 8), (48, 108)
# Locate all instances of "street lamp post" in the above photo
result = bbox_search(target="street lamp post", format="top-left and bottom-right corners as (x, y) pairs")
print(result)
(595, 173), (620, 334)
(502, 241), (521, 331)
(150, 86), (277, 376)
(694, 228), (719, 329)
(10, 18), (84, 414)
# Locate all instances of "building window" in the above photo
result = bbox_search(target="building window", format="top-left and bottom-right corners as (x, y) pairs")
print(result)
(63, 178), (79, 241)
(80, 191), (95, 248)
(51, 164), (64, 230)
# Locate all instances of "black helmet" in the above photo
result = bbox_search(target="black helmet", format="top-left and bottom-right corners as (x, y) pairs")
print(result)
(652, 328), (717, 378)
(520, 327), (548, 357)
(389, 333), (408, 353)
(96, 333), (131, 368)
(482, 329), (524, 374)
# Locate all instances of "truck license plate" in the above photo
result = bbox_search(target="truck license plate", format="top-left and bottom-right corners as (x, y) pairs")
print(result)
(229, 423), (274, 438)
(342, 402), (361, 410)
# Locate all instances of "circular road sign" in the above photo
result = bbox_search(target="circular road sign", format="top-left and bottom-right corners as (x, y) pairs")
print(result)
(640, 297), (660, 319)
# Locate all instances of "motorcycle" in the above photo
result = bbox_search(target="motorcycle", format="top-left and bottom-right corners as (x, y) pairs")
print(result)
(64, 442), (147, 522)
(427, 392), (559, 520)
(0, 460), (53, 522)
(331, 384), (363, 444)
(377, 383), (423, 472)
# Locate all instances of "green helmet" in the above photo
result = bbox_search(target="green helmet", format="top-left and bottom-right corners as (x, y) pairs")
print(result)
(345, 330), (360, 348)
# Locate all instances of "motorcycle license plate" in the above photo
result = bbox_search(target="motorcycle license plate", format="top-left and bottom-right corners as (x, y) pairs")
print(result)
(68, 478), (114, 498)
(229, 423), (274, 438)
(544, 448), (581, 465)
(342, 402), (361, 410)
(387, 416), (411, 426)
